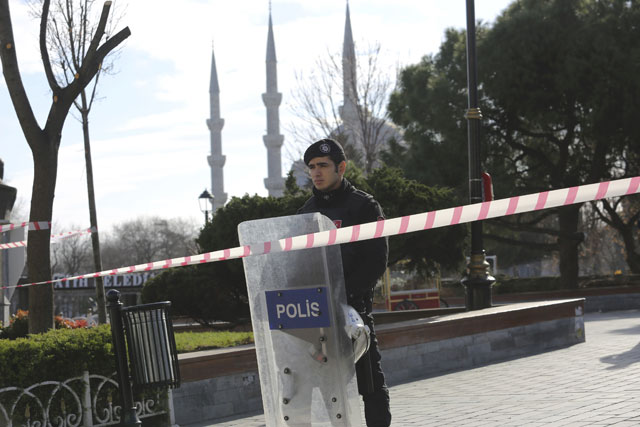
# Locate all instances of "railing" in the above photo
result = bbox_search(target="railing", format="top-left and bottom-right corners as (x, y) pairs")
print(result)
(0, 371), (174, 426)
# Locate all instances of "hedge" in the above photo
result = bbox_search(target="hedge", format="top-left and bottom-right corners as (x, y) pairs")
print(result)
(0, 325), (115, 388)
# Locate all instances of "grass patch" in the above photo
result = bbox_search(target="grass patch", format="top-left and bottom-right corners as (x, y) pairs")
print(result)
(174, 330), (254, 353)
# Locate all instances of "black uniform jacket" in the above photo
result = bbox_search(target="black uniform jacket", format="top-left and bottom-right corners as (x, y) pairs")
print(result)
(297, 179), (388, 302)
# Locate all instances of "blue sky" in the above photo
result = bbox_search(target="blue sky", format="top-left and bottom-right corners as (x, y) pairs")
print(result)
(1, 0), (512, 232)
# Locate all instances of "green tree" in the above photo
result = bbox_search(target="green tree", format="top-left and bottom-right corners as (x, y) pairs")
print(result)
(143, 168), (465, 323)
(591, 196), (640, 274)
(366, 167), (466, 276)
(387, 26), (551, 273)
(195, 194), (309, 311)
(141, 264), (250, 326)
(143, 194), (308, 324)
(388, 0), (640, 286)
(385, 28), (472, 200)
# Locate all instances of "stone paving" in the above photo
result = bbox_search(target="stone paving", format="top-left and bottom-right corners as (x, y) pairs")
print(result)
(186, 309), (640, 426)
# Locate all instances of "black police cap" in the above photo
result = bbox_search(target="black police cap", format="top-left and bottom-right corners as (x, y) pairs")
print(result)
(303, 138), (346, 165)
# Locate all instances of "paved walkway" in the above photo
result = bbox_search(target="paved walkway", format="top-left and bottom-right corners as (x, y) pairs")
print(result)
(188, 309), (640, 426)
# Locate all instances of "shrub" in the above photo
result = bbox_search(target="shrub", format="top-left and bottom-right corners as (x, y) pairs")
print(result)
(143, 167), (465, 324)
(142, 264), (251, 326)
(143, 192), (308, 325)
(0, 325), (114, 388)
(0, 309), (29, 340)
(0, 310), (88, 340)
(0, 326), (173, 426)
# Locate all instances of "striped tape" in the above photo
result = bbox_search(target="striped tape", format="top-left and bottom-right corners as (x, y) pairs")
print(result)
(0, 227), (95, 251)
(0, 221), (51, 234)
(3, 176), (639, 290)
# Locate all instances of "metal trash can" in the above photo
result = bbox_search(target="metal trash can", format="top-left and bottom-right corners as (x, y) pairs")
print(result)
(121, 301), (180, 390)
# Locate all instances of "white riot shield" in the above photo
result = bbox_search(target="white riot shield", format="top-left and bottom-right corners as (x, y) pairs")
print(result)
(238, 213), (362, 427)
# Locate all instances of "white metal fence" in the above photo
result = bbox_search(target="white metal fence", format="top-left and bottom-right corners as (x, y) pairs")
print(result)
(0, 371), (175, 426)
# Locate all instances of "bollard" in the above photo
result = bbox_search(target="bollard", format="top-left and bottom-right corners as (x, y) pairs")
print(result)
(107, 290), (142, 427)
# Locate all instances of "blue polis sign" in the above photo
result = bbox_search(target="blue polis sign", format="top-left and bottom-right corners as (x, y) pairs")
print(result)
(265, 286), (331, 330)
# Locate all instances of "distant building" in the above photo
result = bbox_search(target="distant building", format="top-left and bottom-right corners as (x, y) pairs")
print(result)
(0, 158), (24, 325)
(262, 9), (285, 197)
(290, 159), (311, 190)
(51, 272), (158, 319)
(333, 2), (403, 172)
(206, 2), (402, 201)
(207, 47), (228, 214)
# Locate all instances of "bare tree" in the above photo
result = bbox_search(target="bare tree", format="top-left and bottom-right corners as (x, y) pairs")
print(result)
(590, 197), (640, 274)
(587, 148), (640, 274)
(287, 43), (398, 174)
(51, 226), (92, 276)
(0, 0), (130, 333)
(578, 205), (624, 275)
(33, 0), (126, 324)
(100, 217), (199, 270)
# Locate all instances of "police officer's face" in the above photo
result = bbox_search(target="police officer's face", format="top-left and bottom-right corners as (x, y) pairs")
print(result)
(308, 156), (346, 192)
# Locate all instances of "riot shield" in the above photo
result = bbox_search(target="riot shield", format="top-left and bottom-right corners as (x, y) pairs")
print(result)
(238, 213), (362, 427)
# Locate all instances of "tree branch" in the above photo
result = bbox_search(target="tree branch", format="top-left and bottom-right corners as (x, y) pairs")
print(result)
(46, 24), (130, 131)
(513, 124), (563, 146)
(488, 217), (563, 237)
(600, 198), (624, 229)
(483, 233), (558, 251)
(518, 209), (557, 226)
(599, 198), (640, 230)
(504, 132), (556, 173)
(40, 0), (60, 92)
(86, 67), (100, 112)
(84, 0), (110, 62)
(50, 16), (74, 84)
(65, 0), (81, 71)
(591, 201), (615, 227)
(0, 0), (42, 145)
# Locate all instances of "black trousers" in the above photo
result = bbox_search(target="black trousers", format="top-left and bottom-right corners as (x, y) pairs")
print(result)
(351, 294), (392, 427)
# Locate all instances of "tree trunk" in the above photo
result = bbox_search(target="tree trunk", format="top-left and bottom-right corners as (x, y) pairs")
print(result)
(80, 96), (107, 323)
(619, 225), (640, 274)
(557, 205), (581, 288)
(626, 252), (640, 275)
(1, 0), (130, 333)
(27, 136), (58, 333)
(599, 200), (640, 275)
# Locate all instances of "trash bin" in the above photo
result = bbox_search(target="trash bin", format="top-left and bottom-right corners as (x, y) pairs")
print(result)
(121, 301), (180, 390)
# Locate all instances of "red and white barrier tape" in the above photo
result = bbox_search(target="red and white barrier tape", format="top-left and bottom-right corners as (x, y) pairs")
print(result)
(3, 176), (639, 290)
(0, 221), (51, 234)
(0, 227), (95, 251)
(50, 227), (96, 241)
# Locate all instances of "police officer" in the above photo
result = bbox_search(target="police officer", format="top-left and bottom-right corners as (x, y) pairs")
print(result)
(298, 138), (391, 427)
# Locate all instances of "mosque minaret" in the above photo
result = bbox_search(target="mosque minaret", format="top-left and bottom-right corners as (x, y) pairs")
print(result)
(340, 2), (361, 146)
(262, 6), (285, 197)
(205, 2), (396, 202)
(207, 47), (228, 212)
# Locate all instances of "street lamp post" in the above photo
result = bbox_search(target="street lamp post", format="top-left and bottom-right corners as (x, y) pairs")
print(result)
(461, 0), (495, 310)
(198, 189), (215, 224)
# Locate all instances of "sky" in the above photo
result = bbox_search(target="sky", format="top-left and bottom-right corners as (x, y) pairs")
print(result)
(1, 0), (513, 234)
